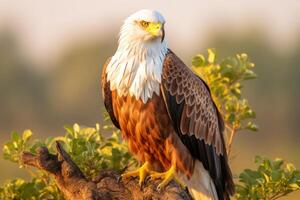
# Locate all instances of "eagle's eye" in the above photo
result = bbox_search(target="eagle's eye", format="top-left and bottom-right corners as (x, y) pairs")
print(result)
(140, 20), (150, 28)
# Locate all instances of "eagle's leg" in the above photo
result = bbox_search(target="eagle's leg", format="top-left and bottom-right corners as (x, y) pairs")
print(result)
(149, 165), (179, 191)
(121, 161), (151, 186)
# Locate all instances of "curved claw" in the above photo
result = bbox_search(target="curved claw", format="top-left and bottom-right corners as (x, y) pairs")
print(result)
(121, 161), (151, 187)
(150, 165), (176, 191)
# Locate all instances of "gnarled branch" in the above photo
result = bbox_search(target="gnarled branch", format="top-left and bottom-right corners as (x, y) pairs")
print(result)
(21, 142), (192, 200)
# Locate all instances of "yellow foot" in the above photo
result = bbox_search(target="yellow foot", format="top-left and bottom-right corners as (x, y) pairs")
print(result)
(121, 161), (151, 187)
(149, 165), (179, 191)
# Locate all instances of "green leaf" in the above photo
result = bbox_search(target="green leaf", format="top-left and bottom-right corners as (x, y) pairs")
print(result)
(73, 123), (80, 133)
(192, 54), (205, 67)
(22, 130), (32, 142)
(289, 183), (300, 189)
(286, 163), (296, 172)
(240, 172), (255, 185)
(207, 48), (216, 64)
(271, 170), (282, 182)
(272, 158), (283, 169)
(246, 122), (258, 131)
(244, 69), (257, 80)
(231, 88), (241, 98)
(11, 132), (20, 142)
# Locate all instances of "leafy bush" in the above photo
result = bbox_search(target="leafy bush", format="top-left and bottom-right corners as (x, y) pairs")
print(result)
(236, 156), (300, 200)
(1, 49), (299, 199)
(0, 178), (61, 200)
(1, 124), (137, 199)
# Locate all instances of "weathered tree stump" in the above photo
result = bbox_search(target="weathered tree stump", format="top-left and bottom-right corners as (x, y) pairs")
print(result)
(21, 142), (193, 200)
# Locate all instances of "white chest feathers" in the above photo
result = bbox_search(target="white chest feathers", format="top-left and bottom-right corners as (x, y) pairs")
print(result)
(106, 40), (168, 103)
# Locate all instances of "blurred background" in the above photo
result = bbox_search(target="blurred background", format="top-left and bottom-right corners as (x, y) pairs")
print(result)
(0, 0), (299, 198)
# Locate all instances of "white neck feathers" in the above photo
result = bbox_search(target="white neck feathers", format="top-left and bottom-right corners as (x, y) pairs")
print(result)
(106, 24), (168, 103)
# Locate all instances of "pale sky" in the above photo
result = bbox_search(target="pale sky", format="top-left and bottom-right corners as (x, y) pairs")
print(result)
(0, 0), (299, 64)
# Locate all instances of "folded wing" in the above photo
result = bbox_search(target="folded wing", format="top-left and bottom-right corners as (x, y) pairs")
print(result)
(161, 50), (235, 199)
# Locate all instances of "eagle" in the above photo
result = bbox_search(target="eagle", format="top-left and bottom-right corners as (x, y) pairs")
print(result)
(101, 9), (235, 200)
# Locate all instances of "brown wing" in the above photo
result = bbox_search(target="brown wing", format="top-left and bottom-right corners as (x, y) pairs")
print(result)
(161, 50), (234, 200)
(101, 57), (120, 129)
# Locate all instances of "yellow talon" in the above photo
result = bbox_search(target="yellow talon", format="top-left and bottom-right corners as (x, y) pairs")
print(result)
(150, 165), (179, 190)
(121, 161), (151, 186)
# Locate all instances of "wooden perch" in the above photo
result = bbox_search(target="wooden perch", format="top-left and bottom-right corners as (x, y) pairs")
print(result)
(21, 142), (193, 200)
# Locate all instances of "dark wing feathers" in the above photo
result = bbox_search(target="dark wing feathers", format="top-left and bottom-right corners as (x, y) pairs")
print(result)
(161, 50), (234, 200)
(101, 57), (120, 129)
(162, 51), (223, 153)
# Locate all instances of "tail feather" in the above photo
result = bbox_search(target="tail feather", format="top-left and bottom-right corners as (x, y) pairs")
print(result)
(177, 159), (234, 200)
(190, 186), (218, 200)
(178, 160), (219, 200)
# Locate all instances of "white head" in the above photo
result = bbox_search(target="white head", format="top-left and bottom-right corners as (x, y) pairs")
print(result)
(119, 9), (166, 44)
(106, 9), (168, 103)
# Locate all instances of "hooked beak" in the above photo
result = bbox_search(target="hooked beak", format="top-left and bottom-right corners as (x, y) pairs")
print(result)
(161, 26), (165, 43)
(145, 22), (165, 42)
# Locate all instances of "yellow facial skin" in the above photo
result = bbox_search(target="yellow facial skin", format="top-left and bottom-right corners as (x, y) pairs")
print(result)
(140, 21), (163, 37)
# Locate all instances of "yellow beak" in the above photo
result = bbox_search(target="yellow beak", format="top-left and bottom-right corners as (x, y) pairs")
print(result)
(146, 22), (163, 37)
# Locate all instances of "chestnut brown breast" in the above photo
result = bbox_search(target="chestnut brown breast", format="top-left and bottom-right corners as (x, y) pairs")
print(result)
(111, 91), (194, 176)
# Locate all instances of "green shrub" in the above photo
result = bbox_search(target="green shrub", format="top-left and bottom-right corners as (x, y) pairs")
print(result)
(236, 156), (300, 200)
(1, 124), (137, 199)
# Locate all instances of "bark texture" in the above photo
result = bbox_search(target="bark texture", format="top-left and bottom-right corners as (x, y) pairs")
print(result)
(21, 142), (193, 200)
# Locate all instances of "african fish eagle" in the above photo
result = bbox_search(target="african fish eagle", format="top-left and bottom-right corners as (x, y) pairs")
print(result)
(101, 9), (235, 200)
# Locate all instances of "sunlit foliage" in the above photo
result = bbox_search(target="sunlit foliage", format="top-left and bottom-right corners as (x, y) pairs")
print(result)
(1, 124), (136, 200)
(236, 156), (300, 200)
